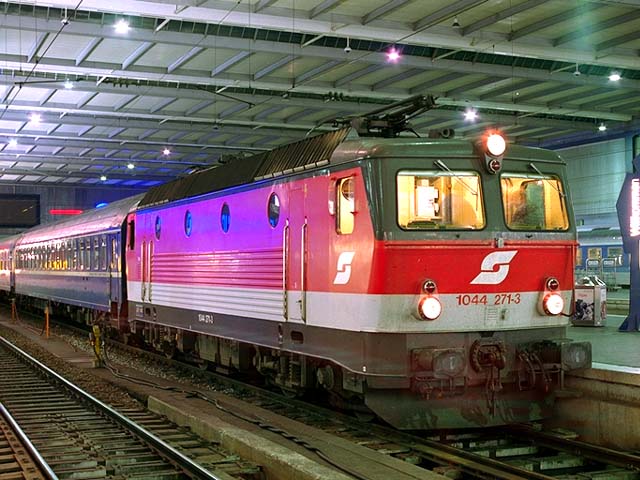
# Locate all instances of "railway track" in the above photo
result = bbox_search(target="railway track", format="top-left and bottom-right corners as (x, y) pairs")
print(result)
(5, 315), (640, 480)
(0, 335), (262, 480)
(78, 328), (638, 480)
(0, 401), (55, 480)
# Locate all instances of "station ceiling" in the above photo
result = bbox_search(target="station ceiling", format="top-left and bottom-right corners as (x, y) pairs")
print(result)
(1, 0), (639, 188)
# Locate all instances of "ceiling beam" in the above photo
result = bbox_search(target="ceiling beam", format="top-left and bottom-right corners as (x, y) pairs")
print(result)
(373, 68), (423, 90)
(253, 0), (278, 13)
(462, 0), (550, 36)
(412, 0), (489, 31)
(211, 51), (252, 76)
(4, 2), (639, 72)
(334, 64), (384, 87)
(508, 3), (606, 41)
(27, 32), (49, 63)
(3, 15), (640, 89)
(296, 60), (343, 84)
(75, 38), (101, 66)
(478, 80), (539, 100)
(362, 0), (412, 25)
(310, 0), (347, 18)
(254, 54), (298, 80)
(553, 8), (640, 46)
(122, 41), (155, 70)
(597, 30), (640, 52)
(167, 46), (205, 73)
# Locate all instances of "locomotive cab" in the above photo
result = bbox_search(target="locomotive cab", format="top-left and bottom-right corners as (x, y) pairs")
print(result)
(331, 133), (592, 428)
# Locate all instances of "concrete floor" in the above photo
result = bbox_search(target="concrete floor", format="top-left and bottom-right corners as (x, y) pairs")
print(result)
(568, 312), (640, 372)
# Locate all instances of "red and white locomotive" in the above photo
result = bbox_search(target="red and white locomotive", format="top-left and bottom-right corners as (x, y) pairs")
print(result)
(4, 96), (591, 429)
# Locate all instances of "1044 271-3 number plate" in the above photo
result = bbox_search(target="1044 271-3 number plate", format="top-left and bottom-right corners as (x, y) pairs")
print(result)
(455, 293), (521, 306)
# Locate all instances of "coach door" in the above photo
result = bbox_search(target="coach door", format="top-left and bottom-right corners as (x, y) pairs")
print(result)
(286, 188), (307, 323)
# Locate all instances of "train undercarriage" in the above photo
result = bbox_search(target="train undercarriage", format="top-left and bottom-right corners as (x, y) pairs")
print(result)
(6, 294), (591, 430)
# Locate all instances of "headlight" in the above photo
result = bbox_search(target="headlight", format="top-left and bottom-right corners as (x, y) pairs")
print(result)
(418, 296), (442, 320)
(562, 342), (592, 370)
(543, 292), (564, 315)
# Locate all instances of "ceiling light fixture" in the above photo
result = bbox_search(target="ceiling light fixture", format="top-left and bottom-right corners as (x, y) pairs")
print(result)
(452, 16), (461, 29)
(598, 123), (607, 132)
(8, 139), (17, 148)
(386, 47), (401, 62)
(162, 147), (171, 155)
(573, 63), (581, 77)
(64, 79), (74, 89)
(464, 107), (478, 121)
(127, 162), (135, 169)
(29, 113), (41, 125)
(114, 19), (130, 34)
(100, 175), (107, 181)
(608, 71), (621, 82)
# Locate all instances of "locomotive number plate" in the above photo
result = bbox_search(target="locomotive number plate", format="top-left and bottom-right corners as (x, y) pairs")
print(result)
(455, 293), (521, 306)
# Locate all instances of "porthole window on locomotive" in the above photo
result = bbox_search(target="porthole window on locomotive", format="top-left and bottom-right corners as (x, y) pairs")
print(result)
(397, 170), (485, 230)
(267, 193), (280, 228)
(337, 177), (355, 234)
(184, 210), (192, 237)
(500, 174), (569, 231)
(155, 216), (161, 240)
(221, 203), (230, 233)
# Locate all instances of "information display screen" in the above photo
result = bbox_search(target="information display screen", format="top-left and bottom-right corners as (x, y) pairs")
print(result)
(0, 194), (40, 227)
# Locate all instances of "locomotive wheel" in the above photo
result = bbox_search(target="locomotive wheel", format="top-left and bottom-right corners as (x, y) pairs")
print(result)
(162, 340), (177, 359)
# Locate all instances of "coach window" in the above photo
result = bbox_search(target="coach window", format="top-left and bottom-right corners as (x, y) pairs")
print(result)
(111, 238), (118, 272)
(92, 238), (98, 270)
(576, 248), (583, 268)
(100, 236), (107, 270)
(268, 193), (280, 228)
(501, 174), (569, 231)
(72, 240), (78, 270)
(221, 204), (230, 233)
(397, 171), (484, 230)
(337, 177), (355, 234)
(79, 240), (85, 270)
(588, 247), (602, 260)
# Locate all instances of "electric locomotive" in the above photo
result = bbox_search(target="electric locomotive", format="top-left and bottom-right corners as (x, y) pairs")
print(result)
(125, 96), (591, 429)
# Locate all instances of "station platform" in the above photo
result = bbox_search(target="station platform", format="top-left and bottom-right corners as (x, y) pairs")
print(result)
(567, 286), (639, 372)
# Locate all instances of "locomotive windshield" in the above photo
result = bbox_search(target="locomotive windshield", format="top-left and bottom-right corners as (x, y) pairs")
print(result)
(501, 174), (569, 231)
(397, 171), (484, 230)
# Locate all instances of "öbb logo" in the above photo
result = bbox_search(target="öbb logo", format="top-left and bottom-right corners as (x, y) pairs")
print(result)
(333, 252), (355, 285)
(470, 251), (518, 285)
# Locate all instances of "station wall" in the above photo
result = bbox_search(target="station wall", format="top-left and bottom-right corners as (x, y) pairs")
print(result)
(558, 138), (631, 223)
(0, 184), (143, 237)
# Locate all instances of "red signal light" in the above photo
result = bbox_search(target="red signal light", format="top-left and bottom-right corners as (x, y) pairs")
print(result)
(50, 209), (83, 215)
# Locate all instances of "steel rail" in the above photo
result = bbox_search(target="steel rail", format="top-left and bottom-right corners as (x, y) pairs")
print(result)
(0, 401), (59, 480)
(508, 424), (640, 471)
(0, 335), (223, 480)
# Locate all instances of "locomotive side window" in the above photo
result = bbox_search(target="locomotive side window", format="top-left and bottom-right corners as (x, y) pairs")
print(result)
(127, 219), (135, 250)
(576, 248), (583, 267)
(184, 210), (193, 237)
(221, 204), (230, 233)
(337, 177), (355, 234)
(501, 174), (569, 231)
(397, 171), (484, 230)
(268, 193), (280, 228)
